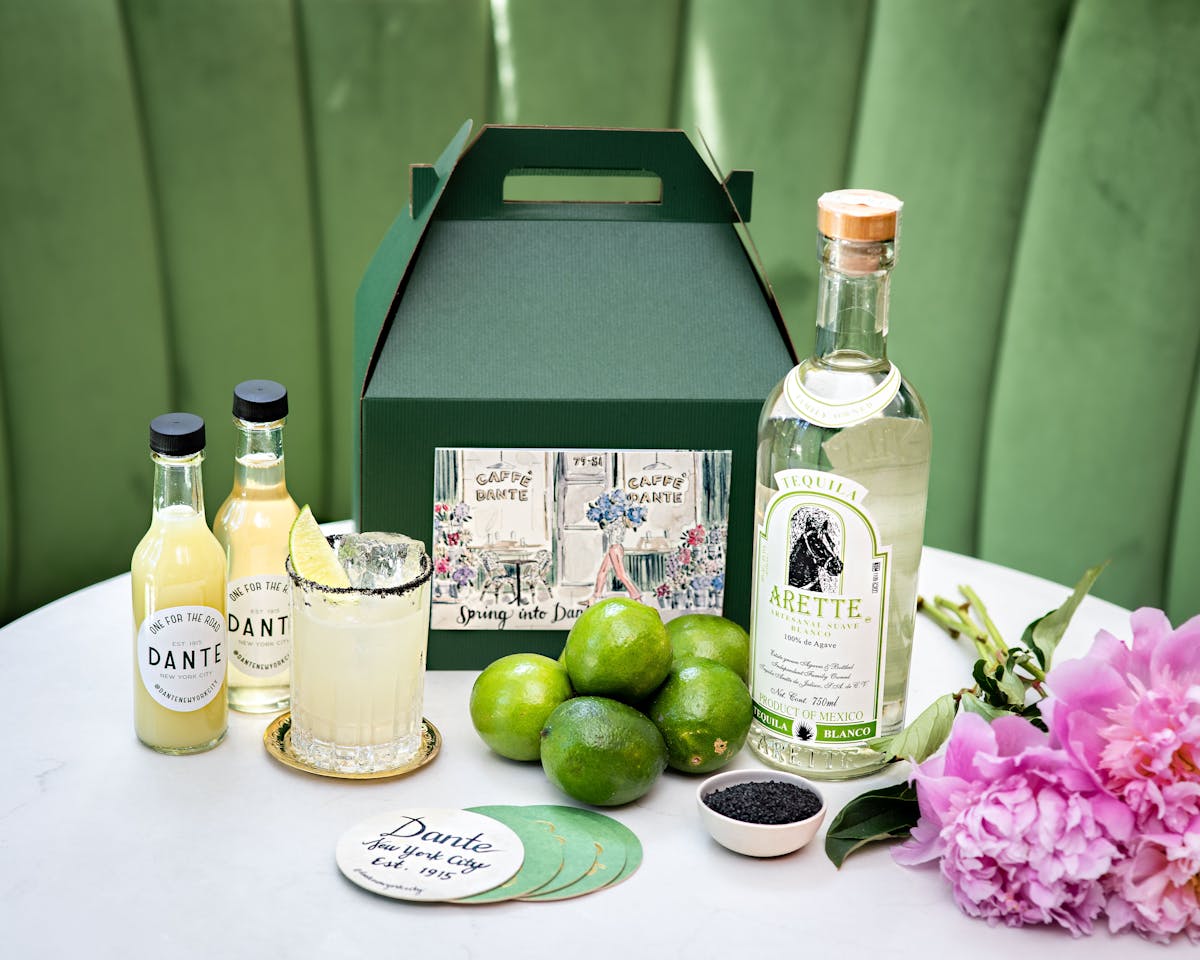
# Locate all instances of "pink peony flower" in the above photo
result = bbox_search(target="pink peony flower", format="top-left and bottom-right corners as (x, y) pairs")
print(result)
(894, 712), (1133, 937)
(1047, 608), (1200, 828)
(1106, 822), (1200, 943)
(1046, 608), (1200, 942)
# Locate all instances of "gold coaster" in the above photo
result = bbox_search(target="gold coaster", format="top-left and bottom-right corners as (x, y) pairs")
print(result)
(263, 712), (441, 781)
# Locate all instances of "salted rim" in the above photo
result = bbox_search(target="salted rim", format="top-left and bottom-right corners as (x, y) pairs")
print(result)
(285, 533), (433, 596)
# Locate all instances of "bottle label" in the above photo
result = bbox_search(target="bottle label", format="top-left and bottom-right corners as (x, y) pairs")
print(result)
(137, 605), (226, 712)
(784, 363), (902, 428)
(750, 469), (891, 744)
(227, 576), (292, 677)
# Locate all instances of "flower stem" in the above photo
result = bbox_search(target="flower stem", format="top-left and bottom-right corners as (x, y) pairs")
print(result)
(930, 595), (993, 660)
(960, 585), (1008, 655)
(933, 596), (986, 639)
(920, 598), (965, 638)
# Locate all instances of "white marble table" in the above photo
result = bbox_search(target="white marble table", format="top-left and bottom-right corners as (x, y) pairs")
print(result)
(0, 548), (1172, 957)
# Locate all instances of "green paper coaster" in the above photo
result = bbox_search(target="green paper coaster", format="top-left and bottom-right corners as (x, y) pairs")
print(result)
(456, 807), (564, 903)
(518, 805), (632, 901)
(596, 816), (642, 890)
(523, 816), (600, 897)
(515, 813), (600, 897)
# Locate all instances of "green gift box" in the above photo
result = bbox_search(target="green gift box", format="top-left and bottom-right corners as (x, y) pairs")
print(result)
(354, 121), (794, 668)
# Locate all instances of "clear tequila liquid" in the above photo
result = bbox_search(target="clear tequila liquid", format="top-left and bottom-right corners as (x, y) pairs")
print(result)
(213, 416), (298, 713)
(748, 198), (930, 780)
(750, 367), (930, 778)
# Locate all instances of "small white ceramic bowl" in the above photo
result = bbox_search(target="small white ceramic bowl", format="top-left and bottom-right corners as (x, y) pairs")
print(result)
(696, 768), (827, 857)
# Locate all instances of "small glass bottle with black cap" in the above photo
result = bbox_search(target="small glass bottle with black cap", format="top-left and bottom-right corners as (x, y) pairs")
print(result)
(213, 380), (300, 714)
(131, 413), (228, 753)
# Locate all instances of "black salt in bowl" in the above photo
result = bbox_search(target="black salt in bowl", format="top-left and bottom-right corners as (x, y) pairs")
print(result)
(696, 769), (827, 857)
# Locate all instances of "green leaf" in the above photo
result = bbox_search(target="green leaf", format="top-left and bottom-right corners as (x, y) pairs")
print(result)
(1014, 701), (1048, 732)
(869, 693), (958, 763)
(1022, 562), (1108, 670)
(1006, 647), (1043, 680)
(1020, 613), (1049, 667)
(993, 663), (1027, 705)
(824, 782), (920, 868)
(974, 659), (1025, 707)
(972, 659), (1003, 705)
(959, 691), (1008, 721)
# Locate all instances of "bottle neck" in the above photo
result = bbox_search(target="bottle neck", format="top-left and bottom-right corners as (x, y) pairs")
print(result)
(813, 235), (895, 368)
(153, 452), (206, 518)
(232, 418), (287, 491)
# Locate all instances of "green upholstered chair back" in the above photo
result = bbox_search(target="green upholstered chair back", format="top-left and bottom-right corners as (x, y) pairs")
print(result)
(1, 0), (1197, 624)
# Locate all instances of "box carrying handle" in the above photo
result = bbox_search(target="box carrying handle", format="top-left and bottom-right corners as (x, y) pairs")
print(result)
(432, 126), (752, 223)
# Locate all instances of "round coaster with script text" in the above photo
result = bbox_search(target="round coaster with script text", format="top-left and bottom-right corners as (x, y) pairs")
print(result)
(336, 808), (524, 902)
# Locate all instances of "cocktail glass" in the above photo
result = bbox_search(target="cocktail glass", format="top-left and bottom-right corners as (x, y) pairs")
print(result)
(286, 534), (432, 773)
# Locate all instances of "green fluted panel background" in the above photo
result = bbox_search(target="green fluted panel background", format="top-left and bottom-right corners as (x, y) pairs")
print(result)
(0, 0), (170, 616)
(675, 0), (871, 353)
(979, 0), (1200, 611)
(1170, 377), (1200, 623)
(0, 338), (11, 616)
(847, 0), (1072, 555)
(298, 0), (491, 520)
(1, 0), (1199, 623)
(491, 0), (681, 126)
(123, 0), (328, 519)
(489, 0), (683, 205)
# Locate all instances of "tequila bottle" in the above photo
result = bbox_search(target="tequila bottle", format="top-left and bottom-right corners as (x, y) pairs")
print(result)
(213, 381), (300, 713)
(748, 190), (931, 779)
(131, 414), (228, 753)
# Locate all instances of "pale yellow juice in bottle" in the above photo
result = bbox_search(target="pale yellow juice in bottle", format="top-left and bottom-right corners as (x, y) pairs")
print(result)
(212, 382), (299, 713)
(131, 415), (228, 754)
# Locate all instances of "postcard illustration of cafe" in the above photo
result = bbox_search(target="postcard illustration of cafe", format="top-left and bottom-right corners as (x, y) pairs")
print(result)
(431, 448), (732, 630)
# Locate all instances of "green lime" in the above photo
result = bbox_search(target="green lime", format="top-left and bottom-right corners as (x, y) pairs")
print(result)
(540, 697), (667, 806)
(647, 656), (752, 773)
(666, 614), (750, 683)
(470, 654), (572, 761)
(564, 599), (671, 702)
(288, 505), (350, 588)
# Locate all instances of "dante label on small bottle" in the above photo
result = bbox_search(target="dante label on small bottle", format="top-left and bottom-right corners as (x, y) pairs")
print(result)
(136, 604), (226, 712)
(751, 469), (891, 745)
(227, 575), (291, 677)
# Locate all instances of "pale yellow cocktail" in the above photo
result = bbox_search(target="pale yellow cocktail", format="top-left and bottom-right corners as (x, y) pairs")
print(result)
(287, 532), (431, 773)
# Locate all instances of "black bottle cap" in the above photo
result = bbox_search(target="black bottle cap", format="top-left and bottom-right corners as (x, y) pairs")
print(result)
(149, 413), (206, 456)
(232, 380), (288, 422)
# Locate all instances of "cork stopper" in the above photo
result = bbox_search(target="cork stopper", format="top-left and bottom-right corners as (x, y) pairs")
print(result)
(817, 189), (903, 242)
